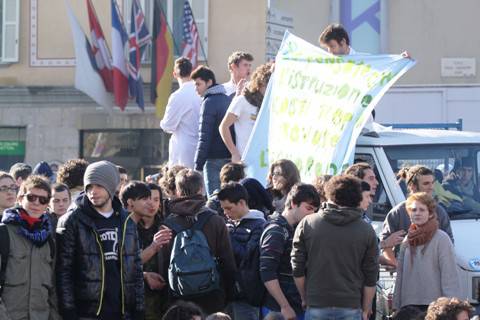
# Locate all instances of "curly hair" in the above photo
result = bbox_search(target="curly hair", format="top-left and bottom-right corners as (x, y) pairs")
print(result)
(159, 165), (187, 198)
(324, 175), (363, 208)
(56, 159), (89, 189)
(313, 174), (332, 203)
(243, 62), (273, 107)
(425, 297), (474, 320)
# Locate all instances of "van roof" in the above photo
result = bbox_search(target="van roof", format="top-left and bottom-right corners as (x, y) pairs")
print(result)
(357, 128), (480, 147)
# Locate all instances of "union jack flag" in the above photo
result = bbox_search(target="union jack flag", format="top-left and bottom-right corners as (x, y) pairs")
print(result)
(128, 0), (151, 110)
(182, 0), (199, 67)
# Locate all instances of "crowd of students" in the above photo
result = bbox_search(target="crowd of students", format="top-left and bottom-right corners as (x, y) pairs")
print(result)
(0, 23), (475, 320)
(0, 156), (476, 320)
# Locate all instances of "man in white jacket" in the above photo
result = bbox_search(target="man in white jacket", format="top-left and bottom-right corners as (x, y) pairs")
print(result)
(160, 57), (202, 169)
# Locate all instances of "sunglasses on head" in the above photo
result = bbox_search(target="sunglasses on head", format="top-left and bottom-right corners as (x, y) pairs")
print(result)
(23, 193), (50, 205)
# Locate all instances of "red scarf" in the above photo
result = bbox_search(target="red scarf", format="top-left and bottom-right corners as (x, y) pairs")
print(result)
(20, 210), (41, 228)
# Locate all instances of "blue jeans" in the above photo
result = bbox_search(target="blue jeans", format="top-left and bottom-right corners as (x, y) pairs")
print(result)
(226, 301), (259, 320)
(262, 306), (305, 320)
(203, 158), (229, 197)
(305, 307), (362, 320)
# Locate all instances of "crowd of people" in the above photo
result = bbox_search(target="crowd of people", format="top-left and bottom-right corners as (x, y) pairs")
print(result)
(0, 155), (475, 320)
(0, 24), (476, 320)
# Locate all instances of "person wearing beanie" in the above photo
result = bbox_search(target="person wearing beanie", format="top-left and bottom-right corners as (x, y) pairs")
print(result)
(33, 161), (54, 183)
(56, 160), (144, 320)
(393, 192), (460, 311)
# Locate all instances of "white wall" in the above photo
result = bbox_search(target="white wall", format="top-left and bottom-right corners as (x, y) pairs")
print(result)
(375, 86), (480, 132)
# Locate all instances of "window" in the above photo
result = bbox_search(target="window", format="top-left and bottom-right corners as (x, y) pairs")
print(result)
(123, 0), (208, 63)
(384, 144), (480, 219)
(0, 127), (26, 170)
(80, 129), (169, 179)
(0, 0), (20, 63)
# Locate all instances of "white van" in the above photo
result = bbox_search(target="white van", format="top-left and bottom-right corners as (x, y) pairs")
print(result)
(355, 128), (480, 315)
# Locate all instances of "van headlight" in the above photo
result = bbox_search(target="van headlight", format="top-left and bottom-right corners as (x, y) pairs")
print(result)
(472, 277), (480, 301)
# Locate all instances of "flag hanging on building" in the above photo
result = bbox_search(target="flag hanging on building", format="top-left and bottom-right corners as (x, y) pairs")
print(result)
(181, 0), (199, 67)
(150, 0), (174, 118)
(86, 0), (113, 92)
(128, 0), (151, 110)
(65, 0), (113, 112)
(111, 0), (129, 110)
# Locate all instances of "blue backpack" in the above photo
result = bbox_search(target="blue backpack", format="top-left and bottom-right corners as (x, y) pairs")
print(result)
(164, 210), (220, 297)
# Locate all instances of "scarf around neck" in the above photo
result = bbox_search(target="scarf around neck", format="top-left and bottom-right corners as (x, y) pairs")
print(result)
(8, 207), (52, 247)
(407, 215), (439, 262)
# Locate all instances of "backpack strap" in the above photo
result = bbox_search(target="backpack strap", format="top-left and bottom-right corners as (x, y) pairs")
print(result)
(164, 210), (215, 234)
(192, 210), (215, 231)
(0, 224), (10, 297)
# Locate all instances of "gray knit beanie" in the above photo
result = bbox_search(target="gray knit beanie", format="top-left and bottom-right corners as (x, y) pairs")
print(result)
(83, 161), (120, 199)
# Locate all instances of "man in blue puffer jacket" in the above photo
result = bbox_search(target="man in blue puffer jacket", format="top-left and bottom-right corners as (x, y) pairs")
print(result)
(192, 66), (233, 196)
(218, 182), (267, 320)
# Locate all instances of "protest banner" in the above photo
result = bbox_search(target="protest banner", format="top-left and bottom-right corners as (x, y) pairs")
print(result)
(243, 31), (416, 184)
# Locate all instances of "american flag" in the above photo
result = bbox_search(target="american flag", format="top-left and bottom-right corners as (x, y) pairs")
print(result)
(182, 0), (199, 67)
(128, 0), (151, 110)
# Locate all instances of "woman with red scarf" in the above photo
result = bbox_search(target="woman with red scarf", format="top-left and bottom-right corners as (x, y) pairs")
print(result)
(393, 192), (461, 311)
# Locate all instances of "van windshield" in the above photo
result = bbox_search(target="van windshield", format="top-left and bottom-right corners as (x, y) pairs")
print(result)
(384, 144), (480, 220)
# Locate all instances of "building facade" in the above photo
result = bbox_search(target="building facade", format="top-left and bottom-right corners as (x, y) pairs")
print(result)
(1, 0), (480, 175)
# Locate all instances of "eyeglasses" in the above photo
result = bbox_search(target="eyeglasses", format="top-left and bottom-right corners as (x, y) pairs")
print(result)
(0, 186), (18, 193)
(272, 171), (283, 177)
(23, 193), (50, 205)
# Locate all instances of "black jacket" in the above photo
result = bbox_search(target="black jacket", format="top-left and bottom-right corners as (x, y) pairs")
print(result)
(194, 84), (233, 171)
(259, 214), (303, 314)
(56, 194), (144, 320)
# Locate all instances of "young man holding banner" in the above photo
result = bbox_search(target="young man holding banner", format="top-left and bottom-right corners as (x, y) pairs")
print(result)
(319, 23), (356, 55)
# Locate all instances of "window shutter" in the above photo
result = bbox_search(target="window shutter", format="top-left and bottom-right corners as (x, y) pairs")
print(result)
(2, 0), (19, 62)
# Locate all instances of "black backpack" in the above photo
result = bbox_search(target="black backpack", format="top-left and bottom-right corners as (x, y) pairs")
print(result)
(0, 223), (55, 296)
(236, 221), (282, 307)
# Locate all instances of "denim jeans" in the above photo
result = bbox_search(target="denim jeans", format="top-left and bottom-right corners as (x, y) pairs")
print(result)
(226, 301), (260, 320)
(203, 158), (229, 197)
(261, 306), (305, 320)
(305, 307), (362, 320)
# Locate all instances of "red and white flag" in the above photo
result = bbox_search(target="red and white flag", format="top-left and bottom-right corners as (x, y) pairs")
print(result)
(181, 0), (199, 67)
(86, 0), (113, 92)
(111, 0), (129, 110)
(65, 0), (113, 111)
